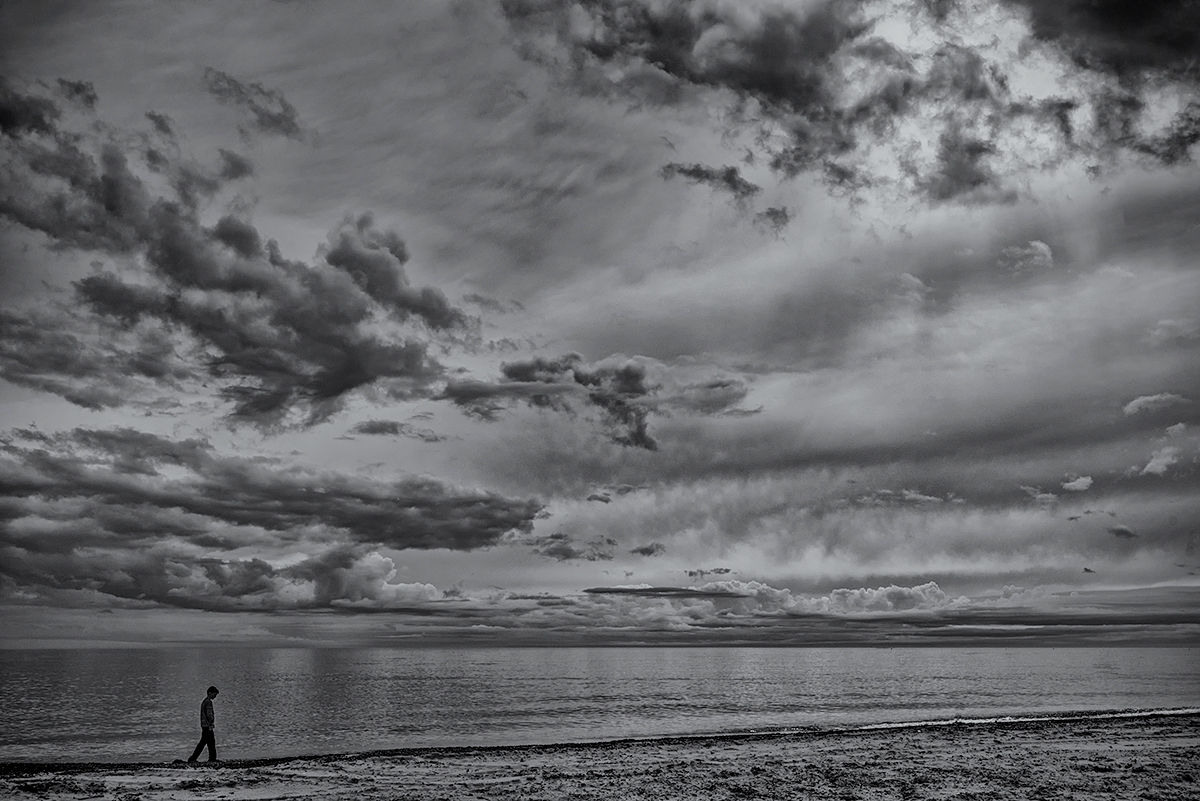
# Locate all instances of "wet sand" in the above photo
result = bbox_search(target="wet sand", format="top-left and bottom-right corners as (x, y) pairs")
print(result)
(3, 712), (1198, 800)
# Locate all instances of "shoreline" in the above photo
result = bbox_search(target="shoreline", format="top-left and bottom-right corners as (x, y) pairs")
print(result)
(3, 712), (1198, 800)
(4, 706), (1199, 773)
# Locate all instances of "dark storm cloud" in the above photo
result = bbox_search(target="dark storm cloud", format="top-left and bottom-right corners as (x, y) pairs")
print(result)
(1003, 0), (1200, 76)
(503, 0), (1200, 203)
(630, 542), (665, 556)
(201, 67), (305, 140)
(0, 427), (541, 609)
(0, 81), (471, 426)
(0, 77), (60, 135)
(658, 163), (761, 203)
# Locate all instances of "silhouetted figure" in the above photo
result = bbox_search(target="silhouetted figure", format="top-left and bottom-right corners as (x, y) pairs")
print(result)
(187, 686), (219, 762)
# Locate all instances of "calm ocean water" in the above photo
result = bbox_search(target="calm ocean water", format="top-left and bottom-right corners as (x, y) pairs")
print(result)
(1, 646), (1198, 763)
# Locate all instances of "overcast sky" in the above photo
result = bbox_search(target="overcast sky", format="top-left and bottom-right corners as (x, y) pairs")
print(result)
(2, 0), (1198, 647)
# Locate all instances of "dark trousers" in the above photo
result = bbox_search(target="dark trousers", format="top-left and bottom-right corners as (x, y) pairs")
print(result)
(188, 727), (216, 761)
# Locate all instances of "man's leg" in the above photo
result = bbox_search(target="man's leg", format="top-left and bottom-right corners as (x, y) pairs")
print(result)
(205, 728), (217, 761)
(188, 730), (206, 762)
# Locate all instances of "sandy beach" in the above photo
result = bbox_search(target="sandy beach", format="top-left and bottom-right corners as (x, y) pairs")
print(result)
(2, 712), (1198, 800)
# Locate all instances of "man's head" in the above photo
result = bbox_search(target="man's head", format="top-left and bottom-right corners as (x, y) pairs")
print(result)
(207, 686), (219, 698)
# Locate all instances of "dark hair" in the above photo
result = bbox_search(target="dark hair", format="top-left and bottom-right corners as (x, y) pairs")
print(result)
(207, 686), (219, 695)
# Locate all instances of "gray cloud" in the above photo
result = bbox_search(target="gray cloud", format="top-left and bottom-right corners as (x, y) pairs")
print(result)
(55, 78), (97, 109)
(584, 585), (749, 599)
(201, 67), (305, 140)
(921, 125), (1016, 205)
(349, 419), (446, 442)
(145, 110), (174, 136)
(503, 0), (1200, 204)
(1123, 393), (1191, 416)
(323, 213), (468, 329)
(0, 427), (541, 609)
(0, 80), (472, 427)
(752, 206), (792, 235)
(1002, 1), (1200, 76)
(525, 531), (616, 561)
(658, 163), (761, 203)
(444, 355), (760, 449)
(0, 77), (60, 136)
(441, 353), (658, 449)
(1142, 446), (1181, 476)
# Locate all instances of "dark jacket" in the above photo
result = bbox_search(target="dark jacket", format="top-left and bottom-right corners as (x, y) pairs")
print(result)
(200, 697), (215, 729)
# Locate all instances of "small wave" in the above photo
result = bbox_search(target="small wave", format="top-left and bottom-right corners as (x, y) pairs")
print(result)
(740, 707), (1200, 739)
(852, 707), (1200, 731)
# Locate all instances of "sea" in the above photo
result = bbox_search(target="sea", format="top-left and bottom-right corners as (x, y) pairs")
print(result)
(2, 646), (1198, 764)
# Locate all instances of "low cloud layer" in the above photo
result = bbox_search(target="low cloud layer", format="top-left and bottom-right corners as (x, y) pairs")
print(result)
(0, 427), (541, 610)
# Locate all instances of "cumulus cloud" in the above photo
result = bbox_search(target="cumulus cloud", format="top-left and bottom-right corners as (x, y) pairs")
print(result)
(1123, 393), (1191, 416)
(999, 240), (1054, 274)
(1108, 525), (1138, 539)
(1061, 475), (1093, 491)
(1146, 319), (1200, 346)
(0, 81), (472, 427)
(201, 67), (305, 140)
(1142, 446), (1182, 476)
(0, 427), (542, 610)
(583, 580), (963, 615)
(807, 581), (961, 613)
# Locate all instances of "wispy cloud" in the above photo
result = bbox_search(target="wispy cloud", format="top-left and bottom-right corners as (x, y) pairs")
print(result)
(202, 67), (306, 140)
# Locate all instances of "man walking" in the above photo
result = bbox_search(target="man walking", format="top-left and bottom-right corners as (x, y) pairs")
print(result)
(187, 686), (220, 763)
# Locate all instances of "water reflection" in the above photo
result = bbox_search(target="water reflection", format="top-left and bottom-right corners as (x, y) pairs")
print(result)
(2, 646), (1197, 762)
